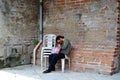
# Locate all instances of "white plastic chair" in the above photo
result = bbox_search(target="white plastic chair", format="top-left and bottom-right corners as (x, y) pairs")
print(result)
(61, 56), (70, 72)
(40, 34), (56, 69)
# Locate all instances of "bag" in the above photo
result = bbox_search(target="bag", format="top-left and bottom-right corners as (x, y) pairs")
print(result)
(51, 47), (60, 54)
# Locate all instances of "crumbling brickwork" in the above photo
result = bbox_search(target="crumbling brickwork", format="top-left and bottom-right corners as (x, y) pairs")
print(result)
(116, 0), (120, 72)
(43, 0), (119, 74)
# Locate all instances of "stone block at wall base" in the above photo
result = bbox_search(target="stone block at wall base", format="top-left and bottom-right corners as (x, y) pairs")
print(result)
(0, 53), (31, 68)
(21, 54), (31, 65)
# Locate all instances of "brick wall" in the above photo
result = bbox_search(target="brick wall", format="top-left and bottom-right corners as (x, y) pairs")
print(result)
(117, 0), (120, 72)
(43, 0), (119, 74)
(0, 0), (39, 67)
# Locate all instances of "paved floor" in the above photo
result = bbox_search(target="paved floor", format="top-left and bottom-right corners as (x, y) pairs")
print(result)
(0, 65), (120, 80)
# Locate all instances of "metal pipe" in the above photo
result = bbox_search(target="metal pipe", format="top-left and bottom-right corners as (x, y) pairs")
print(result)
(40, 0), (43, 40)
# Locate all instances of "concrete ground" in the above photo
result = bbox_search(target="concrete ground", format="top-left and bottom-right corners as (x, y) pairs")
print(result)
(0, 65), (120, 80)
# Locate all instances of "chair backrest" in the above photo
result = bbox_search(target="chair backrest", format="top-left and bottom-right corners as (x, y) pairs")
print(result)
(43, 34), (56, 48)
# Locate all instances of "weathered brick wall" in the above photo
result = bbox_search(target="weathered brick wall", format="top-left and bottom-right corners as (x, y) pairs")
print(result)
(0, 0), (39, 67)
(117, 0), (120, 72)
(43, 0), (119, 74)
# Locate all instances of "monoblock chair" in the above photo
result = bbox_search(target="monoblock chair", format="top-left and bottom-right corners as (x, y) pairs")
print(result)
(61, 56), (70, 72)
(40, 34), (56, 69)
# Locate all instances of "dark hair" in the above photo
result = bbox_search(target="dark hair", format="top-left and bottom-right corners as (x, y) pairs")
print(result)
(56, 35), (64, 42)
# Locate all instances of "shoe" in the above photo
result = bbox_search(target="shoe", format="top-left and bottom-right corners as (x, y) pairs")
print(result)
(52, 68), (55, 71)
(43, 70), (51, 73)
(51, 67), (55, 71)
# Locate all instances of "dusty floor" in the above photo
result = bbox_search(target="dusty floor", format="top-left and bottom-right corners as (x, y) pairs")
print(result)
(0, 65), (120, 80)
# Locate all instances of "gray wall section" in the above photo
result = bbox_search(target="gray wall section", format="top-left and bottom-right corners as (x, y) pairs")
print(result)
(0, 0), (39, 65)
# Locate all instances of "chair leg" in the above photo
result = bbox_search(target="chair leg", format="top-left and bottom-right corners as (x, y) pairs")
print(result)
(68, 58), (70, 70)
(45, 57), (47, 69)
(41, 54), (43, 70)
(61, 59), (65, 72)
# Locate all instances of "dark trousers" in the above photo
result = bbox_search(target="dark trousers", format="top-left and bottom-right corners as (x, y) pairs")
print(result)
(48, 53), (65, 71)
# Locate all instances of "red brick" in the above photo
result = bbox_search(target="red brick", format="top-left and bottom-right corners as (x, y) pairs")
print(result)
(101, 61), (114, 66)
(58, 0), (64, 2)
(117, 0), (120, 2)
(100, 71), (111, 75)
